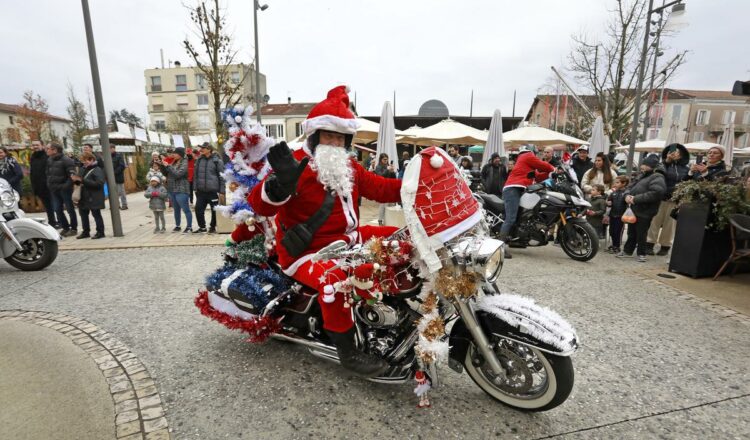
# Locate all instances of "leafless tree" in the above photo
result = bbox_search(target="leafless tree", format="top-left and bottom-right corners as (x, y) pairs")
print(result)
(168, 109), (196, 145)
(17, 90), (52, 143)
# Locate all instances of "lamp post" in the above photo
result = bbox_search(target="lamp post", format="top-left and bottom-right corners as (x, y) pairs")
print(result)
(625, 0), (686, 175)
(253, 0), (268, 123)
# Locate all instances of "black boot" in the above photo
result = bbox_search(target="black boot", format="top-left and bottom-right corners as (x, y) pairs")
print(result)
(326, 328), (389, 377)
(645, 243), (655, 256)
(656, 246), (671, 256)
(498, 233), (512, 259)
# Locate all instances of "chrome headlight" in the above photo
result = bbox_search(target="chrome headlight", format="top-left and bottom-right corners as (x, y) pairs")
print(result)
(449, 237), (505, 283)
(0, 190), (19, 208)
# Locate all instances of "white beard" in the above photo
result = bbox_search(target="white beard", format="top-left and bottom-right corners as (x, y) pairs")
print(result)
(310, 144), (354, 197)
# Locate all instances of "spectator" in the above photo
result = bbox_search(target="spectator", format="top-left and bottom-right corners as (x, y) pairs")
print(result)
(581, 152), (618, 195)
(459, 156), (473, 171)
(146, 161), (165, 184)
(646, 143), (690, 256)
(149, 151), (161, 167)
(82, 143), (103, 168)
(186, 148), (196, 205)
(29, 140), (56, 226)
(65, 148), (82, 168)
(447, 146), (461, 164)
(399, 151), (410, 170)
(0, 147), (23, 193)
(397, 160), (409, 179)
(606, 175), (630, 254)
(586, 184), (607, 239)
(160, 148), (193, 233)
(480, 152), (508, 197)
(373, 153), (396, 225)
(46, 142), (79, 237)
(193, 143), (225, 233)
(617, 155), (666, 262)
(111, 146), (128, 210)
(73, 152), (106, 239)
(688, 146), (729, 181)
(570, 145), (594, 184)
(542, 146), (561, 167)
(145, 176), (168, 233)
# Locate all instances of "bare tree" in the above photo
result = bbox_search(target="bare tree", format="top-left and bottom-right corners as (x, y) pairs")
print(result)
(183, 0), (254, 152)
(17, 90), (52, 143)
(167, 109), (196, 145)
(66, 83), (89, 149)
(566, 0), (687, 143)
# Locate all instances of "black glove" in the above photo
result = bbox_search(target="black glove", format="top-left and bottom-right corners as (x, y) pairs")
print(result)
(526, 170), (536, 179)
(265, 141), (308, 202)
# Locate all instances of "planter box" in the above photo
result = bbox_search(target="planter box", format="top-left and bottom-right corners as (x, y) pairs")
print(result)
(669, 202), (732, 278)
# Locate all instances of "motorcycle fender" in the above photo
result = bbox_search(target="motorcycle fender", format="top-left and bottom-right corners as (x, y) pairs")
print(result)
(563, 217), (588, 235)
(6, 218), (61, 243)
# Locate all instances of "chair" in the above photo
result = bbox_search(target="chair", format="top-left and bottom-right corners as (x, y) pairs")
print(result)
(713, 214), (750, 280)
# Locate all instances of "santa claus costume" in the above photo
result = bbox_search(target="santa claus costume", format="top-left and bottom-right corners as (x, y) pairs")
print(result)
(249, 85), (401, 376)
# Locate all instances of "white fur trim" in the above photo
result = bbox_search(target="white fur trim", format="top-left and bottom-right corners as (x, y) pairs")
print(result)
(434, 210), (482, 243)
(302, 115), (360, 136)
(261, 181), (290, 206)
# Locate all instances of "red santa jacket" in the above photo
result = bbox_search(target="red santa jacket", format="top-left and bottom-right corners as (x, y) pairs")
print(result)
(504, 151), (556, 189)
(249, 147), (402, 272)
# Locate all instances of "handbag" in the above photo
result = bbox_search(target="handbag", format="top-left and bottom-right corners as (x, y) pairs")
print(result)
(72, 169), (95, 204)
(622, 206), (637, 224)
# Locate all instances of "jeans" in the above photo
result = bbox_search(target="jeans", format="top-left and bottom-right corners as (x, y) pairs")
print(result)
(194, 191), (218, 229)
(609, 216), (624, 248)
(36, 192), (57, 225)
(117, 183), (127, 208)
(79, 208), (104, 235)
(624, 216), (653, 256)
(50, 188), (78, 231)
(500, 187), (524, 235)
(170, 192), (192, 228)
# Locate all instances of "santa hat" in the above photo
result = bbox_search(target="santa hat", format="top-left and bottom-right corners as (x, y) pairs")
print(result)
(400, 146), (482, 273)
(301, 85), (360, 136)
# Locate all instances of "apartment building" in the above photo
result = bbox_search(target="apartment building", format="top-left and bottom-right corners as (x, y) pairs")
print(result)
(258, 101), (316, 141)
(0, 102), (72, 146)
(144, 61), (267, 135)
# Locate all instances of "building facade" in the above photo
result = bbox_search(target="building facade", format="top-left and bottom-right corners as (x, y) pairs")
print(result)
(0, 102), (73, 147)
(257, 101), (316, 141)
(144, 62), (267, 135)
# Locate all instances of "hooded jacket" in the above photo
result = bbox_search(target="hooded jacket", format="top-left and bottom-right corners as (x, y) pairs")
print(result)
(480, 153), (508, 196)
(570, 153), (594, 184)
(193, 153), (225, 194)
(626, 169), (666, 218)
(660, 143), (690, 199)
(46, 153), (77, 192)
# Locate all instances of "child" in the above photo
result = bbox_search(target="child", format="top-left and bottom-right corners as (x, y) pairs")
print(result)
(586, 184), (607, 239)
(145, 176), (168, 233)
(606, 175), (630, 253)
(147, 161), (165, 183)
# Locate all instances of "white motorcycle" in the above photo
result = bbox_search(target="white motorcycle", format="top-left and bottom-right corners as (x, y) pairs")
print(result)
(0, 178), (61, 271)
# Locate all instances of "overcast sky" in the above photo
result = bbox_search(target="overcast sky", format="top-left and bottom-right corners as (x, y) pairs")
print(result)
(1, 0), (748, 124)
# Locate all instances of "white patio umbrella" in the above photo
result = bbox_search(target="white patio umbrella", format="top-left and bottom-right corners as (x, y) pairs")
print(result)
(614, 139), (665, 152)
(503, 124), (587, 148)
(401, 118), (488, 145)
(683, 141), (722, 154)
(664, 119), (679, 146)
(353, 117), (381, 144)
(481, 109), (504, 165)
(721, 123), (735, 167)
(376, 101), (399, 172)
(587, 116), (608, 157)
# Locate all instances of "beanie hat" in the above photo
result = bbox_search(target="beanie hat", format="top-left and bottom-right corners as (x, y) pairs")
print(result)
(710, 145), (726, 158)
(301, 85), (360, 136)
(174, 148), (185, 158)
(642, 154), (660, 169)
(150, 175), (161, 183)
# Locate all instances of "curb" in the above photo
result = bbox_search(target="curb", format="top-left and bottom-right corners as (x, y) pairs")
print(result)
(59, 241), (224, 251)
(0, 310), (172, 440)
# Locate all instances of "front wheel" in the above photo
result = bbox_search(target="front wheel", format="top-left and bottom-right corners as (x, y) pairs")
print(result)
(463, 336), (574, 411)
(4, 238), (58, 271)
(559, 221), (598, 261)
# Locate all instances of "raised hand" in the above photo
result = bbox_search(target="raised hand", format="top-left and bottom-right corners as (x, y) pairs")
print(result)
(265, 142), (309, 201)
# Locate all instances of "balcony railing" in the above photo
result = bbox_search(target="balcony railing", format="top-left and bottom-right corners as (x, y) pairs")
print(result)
(150, 85), (162, 92)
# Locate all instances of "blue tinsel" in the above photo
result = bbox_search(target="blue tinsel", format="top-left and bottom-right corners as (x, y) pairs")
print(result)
(229, 265), (290, 310)
(229, 199), (253, 215)
(234, 174), (260, 189)
(221, 107), (244, 125)
(205, 265), (238, 290)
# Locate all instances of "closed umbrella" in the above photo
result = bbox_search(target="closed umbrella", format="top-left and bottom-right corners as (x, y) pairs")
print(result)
(376, 101), (398, 172)
(664, 119), (679, 146)
(587, 116), (608, 157)
(482, 109), (504, 165)
(722, 123), (735, 167)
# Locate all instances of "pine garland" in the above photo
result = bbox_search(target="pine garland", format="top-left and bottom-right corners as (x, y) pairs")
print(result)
(235, 234), (268, 266)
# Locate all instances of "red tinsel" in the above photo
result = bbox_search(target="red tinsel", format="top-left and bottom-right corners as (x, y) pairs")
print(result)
(194, 289), (281, 343)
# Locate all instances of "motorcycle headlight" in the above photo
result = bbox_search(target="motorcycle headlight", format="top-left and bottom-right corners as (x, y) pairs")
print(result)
(449, 237), (504, 283)
(1, 190), (19, 208)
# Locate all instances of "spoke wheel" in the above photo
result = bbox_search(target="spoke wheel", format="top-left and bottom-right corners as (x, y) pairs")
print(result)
(560, 222), (598, 261)
(5, 238), (58, 271)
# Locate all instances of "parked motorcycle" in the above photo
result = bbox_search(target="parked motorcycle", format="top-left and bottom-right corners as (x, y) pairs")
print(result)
(475, 167), (599, 261)
(0, 178), (61, 270)
(202, 224), (579, 411)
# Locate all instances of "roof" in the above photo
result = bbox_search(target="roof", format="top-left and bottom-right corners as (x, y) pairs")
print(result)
(672, 89), (750, 101)
(0, 102), (72, 123)
(258, 103), (316, 117)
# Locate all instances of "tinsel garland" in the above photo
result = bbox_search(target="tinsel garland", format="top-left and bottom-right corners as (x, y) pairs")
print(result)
(415, 288), (449, 365)
(206, 265), (239, 291)
(235, 234), (269, 266)
(194, 290), (280, 343)
(229, 265), (289, 310)
(434, 267), (478, 299)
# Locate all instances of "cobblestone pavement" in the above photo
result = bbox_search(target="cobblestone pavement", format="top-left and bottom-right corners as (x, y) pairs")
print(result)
(1, 244), (748, 439)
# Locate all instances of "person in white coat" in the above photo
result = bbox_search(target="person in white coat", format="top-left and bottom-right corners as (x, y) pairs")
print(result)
(581, 152), (618, 196)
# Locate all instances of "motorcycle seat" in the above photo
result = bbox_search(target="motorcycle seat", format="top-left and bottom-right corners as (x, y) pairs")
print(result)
(478, 193), (505, 213)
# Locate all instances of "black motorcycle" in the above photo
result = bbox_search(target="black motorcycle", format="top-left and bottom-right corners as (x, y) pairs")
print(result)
(475, 167), (599, 261)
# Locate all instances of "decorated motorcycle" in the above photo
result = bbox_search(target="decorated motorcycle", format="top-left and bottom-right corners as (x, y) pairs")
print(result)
(196, 109), (579, 410)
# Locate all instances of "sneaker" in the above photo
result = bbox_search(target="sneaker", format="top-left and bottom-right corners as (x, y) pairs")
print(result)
(183, 227), (192, 234)
(154, 228), (160, 234)
(616, 250), (633, 258)
(172, 227), (181, 232)
(196, 227), (208, 233)
(120, 206), (128, 210)
(160, 228), (166, 233)
(64, 229), (78, 238)
(637, 255), (647, 263)
(208, 227), (216, 234)
(76, 232), (90, 239)
(606, 246), (615, 254)
(656, 246), (671, 256)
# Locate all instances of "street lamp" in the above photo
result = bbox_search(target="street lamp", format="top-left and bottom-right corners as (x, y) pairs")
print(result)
(625, 0), (686, 175)
(253, 0), (268, 123)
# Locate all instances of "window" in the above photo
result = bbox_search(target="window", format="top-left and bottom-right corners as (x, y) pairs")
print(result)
(198, 114), (211, 129)
(231, 71), (240, 85)
(176, 95), (189, 109)
(722, 110), (736, 124)
(8, 115), (14, 125)
(195, 74), (206, 90)
(738, 133), (748, 148)
(693, 132), (704, 142)
(266, 124), (284, 139)
(695, 110), (710, 126)
(152, 104), (164, 112)
(154, 120), (166, 130)
(647, 128), (659, 140)
(197, 94), (209, 107)
(743, 111), (750, 125)
(150, 76), (162, 92)
(295, 122), (303, 137)
(672, 105), (682, 121)
(175, 74), (187, 91)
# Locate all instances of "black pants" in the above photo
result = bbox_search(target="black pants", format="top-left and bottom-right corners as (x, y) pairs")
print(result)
(79, 207), (104, 234)
(189, 181), (194, 204)
(609, 216), (624, 248)
(624, 216), (653, 256)
(194, 191), (218, 229)
(36, 192), (57, 225)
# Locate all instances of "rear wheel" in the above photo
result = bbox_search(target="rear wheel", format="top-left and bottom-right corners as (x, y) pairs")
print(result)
(463, 336), (574, 411)
(560, 222), (598, 261)
(4, 238), (58, 271)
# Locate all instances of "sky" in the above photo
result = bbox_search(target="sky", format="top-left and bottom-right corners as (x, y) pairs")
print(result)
(1, 0), (748, 125)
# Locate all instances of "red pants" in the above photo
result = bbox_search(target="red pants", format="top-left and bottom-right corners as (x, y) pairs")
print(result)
(291, 225), (398, 333)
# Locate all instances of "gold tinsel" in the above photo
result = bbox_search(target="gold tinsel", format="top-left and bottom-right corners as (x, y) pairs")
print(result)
(416, 347), (436, 364)
(421, 291), (438, 313)
(421, 317), (445, 341)
(435, 267), (478, 299)
(368, 239), (385, 265)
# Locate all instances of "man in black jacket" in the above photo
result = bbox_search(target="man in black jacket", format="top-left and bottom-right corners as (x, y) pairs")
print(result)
(46, 142), (78, 236)
(570, 146), (593, 185)
(29, 140), (56, 226)
(111, 147), (128, 209)
(480, 153), (507, 197)
(646, 143), (689, 256)
(193, 143), (225, 233)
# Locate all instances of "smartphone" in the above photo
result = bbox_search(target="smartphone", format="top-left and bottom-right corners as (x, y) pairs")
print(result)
(696, 156), (704, 165)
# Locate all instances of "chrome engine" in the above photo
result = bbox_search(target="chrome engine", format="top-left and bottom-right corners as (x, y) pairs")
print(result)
(355, 303), (400, 328)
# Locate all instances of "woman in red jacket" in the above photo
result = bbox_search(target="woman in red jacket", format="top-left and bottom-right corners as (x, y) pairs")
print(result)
(500, 145), (555, 257)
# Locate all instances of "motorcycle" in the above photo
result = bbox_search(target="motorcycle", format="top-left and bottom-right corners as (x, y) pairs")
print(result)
(475, 166), (599, 261)
(0, 178), (61, 271)
(201, 224), (579, 411)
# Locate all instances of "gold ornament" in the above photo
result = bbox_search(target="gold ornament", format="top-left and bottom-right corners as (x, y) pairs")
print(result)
(229, 182), (240, 192)
(435, 267), (478, 299)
